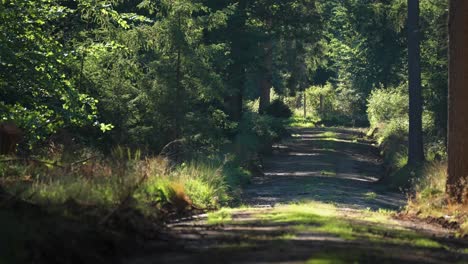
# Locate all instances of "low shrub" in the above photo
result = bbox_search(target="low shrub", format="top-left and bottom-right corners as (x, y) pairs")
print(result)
(367, 86), (408, 129)
(265, 99), (293, 118)
(235, 111), (289, 156)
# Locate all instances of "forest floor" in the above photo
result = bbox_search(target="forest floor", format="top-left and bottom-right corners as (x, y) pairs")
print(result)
(126, 127), (468, 264)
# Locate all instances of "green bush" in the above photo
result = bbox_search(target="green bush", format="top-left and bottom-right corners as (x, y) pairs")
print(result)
(285, 83), (368, 127)
(265, 99), (293, 118)
(367, 86), (408, 129)
(236, 111), (289, 156)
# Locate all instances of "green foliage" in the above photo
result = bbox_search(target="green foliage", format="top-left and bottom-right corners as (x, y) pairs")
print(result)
(366, 85), (446, 189)
(367, 86), (409, 129)
(288, 83), (366, 126)
(265, 99), (293, 119)
(0, 0), (114, 148)
(236, 111), (289, 156)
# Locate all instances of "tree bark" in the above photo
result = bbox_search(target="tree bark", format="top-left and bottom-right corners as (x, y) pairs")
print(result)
(259, 39), (272, 114)
(447, 0), (468, 204)
(303, 92), (306, 118)
(319, 94), (324, 116)
(226, 83), (243, 122)
(174, 13), (183, 139)
(407, 0), (425, 166)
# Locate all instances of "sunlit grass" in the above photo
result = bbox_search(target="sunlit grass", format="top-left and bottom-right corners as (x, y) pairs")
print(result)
(318, 131), (338, 139)
(406, 162), (468, 237)
(207, 208), (234, 224)
(364, 191), (377, 200)
(205, 201), (446, 249)
(288, 116), (317, 128)
(2, 154), (243, 215)
(320, 170), (336, 176)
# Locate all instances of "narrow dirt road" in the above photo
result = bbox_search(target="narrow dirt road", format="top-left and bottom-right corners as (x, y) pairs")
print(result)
(127, 127), (468, 264)
(242, 127), (404, 210)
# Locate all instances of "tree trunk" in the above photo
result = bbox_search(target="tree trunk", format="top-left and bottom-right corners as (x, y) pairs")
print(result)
(226, 85), (243, 122)
(303, 92), (306, 118)
(319, 94), (324, 116)
(259, 39), (272, 114)
(407, 0), (425, 166)
(447, 0), (468, 204)
(174, 13), (183, 139)
(259, 18), (273, 114)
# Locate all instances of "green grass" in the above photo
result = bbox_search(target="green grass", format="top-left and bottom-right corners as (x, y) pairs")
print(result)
(364, 191), (377, 200)
(2, 156), (242, 215)
(318, 131), (338, 139)
(207, 208), (234, 224)
(288, 116), (317, 128)
(205, 202), (446, 250)
(320, 170), (336, 176)
(405, 162), (468, 237)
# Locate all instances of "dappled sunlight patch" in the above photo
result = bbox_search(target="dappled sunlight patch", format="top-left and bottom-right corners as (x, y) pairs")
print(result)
(288, 116), (317, 128)
(207, 208), (234, 225)
(204, 202), (448, 250)
(317, 131), (338, 139)
(320, 170), (336, 177)
(360, 208), (400, 225)
(364, 191), (377, 200)
(306, 252), (361, 264)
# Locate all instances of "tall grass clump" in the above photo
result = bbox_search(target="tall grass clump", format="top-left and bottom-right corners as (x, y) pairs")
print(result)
(1, 149), (240, 220)
(406, 162), (467, 236)
(175, 162), (229, 208)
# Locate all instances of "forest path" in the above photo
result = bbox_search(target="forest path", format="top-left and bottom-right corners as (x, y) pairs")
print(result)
(127, 127), (468, 264)
(241, 127), (403, 210)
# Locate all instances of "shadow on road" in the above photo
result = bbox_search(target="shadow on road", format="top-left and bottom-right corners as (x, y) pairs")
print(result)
(242, 127), (405, 210)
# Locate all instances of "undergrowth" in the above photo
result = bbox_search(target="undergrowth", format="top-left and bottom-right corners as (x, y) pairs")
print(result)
(0, 154), (247, 215)
(405, 162), (468, 237)
(367, 88), (466, 236)
(0, 110), (288, 263)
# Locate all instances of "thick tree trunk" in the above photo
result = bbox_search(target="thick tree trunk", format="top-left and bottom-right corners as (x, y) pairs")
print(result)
(447, 0), (468, 204)
(259, 39), (272, 114)
(407, 0), (425, 166)
(226, 86), (243, 122)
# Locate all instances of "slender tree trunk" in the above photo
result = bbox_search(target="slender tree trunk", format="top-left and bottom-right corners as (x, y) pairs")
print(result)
(319, 94), (324, 116)
(447, 0), (468, 204)
(259, 18), (273, 114)
(303, 92), (307, 118)
(174, 13), (182, 139)
(407, 0), (424, 166)
(259, 39), (272, 114)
